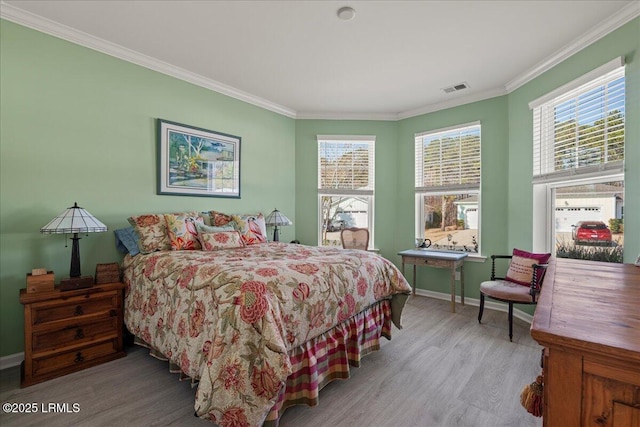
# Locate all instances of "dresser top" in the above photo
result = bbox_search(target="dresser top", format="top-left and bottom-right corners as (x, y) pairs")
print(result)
(531, 257), (640, 363)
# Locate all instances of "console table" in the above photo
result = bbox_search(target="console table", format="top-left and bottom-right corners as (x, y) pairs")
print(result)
(398, 249), (467, 312)
(531, 258), (640, 426)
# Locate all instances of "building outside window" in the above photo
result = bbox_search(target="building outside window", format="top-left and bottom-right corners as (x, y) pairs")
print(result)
(318, 136), (375, 248)
(414, 122), (481, 254)
(531, 57), (625, 263)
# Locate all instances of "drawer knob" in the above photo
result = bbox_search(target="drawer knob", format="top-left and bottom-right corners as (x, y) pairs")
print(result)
(74, 306), (84, 316)
(109, 309), (117, 317)
(74, 328), (84, 340)
(74, 352), (84, 363)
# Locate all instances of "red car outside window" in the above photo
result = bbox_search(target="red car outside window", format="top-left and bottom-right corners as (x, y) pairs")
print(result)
(572, 221), (612, 245)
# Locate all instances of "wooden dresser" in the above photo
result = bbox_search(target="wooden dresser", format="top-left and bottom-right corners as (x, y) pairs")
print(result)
(531, 258), (640, 426)
(20, 282), (126, 387)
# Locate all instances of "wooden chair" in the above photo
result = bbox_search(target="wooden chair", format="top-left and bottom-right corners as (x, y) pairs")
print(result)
(478, 254), (548, 341)
(340, 227), (369, 250)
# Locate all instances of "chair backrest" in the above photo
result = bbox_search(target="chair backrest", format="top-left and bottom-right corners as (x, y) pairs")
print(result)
(340, 227), (369, 250)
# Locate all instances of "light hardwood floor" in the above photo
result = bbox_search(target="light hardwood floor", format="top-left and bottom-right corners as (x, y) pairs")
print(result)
(0, 296), (543, 427)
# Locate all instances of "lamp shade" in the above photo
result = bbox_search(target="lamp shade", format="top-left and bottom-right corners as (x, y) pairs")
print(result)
(40, 202), (107, 234)
(265, 209), (292, 242)
(41, 202), (107, 279)
(265, 209), (292, 227)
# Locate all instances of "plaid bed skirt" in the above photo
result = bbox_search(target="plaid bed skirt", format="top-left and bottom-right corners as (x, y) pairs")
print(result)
(264, 298), (392, 426)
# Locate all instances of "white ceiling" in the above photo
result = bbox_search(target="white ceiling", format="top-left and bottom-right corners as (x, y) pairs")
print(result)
(2, 1), (638, 119)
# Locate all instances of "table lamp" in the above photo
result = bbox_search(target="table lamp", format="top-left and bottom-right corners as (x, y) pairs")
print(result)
(40, 202), (107, 289)
(265, 209), (292, 242)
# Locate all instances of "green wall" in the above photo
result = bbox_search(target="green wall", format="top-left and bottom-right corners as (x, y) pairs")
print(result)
(1, 17), (638, 358)
(294, 18), (639, 314)
(396, 97), (510, 297)
(0, 21), (296, 357)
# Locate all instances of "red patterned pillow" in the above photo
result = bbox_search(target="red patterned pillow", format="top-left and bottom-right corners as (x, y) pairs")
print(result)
(505, 248), (551, 287)
(128, 211), (198, 253)
(198, 231), (245, 251)
(209, 210), (240, 227)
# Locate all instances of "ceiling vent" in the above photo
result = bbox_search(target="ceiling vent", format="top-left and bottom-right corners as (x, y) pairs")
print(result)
(442, 82), (469, 94)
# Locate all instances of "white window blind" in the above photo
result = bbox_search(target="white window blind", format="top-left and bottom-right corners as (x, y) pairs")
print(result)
(414, 123), (481, 192)
(532, 64), (625, 183)
(318, 136), (375, 196)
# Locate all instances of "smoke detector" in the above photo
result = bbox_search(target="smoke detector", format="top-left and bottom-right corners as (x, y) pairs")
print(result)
(337, 7), (356, 21)
(442, 82), (469, 94)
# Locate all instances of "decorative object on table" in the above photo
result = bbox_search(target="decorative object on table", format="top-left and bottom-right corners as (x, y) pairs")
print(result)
(157, 119), (241, 198)
(520, 373), (544, 417)
(26, 269), (54, 293)
(95, 263), (121, 284)
(265, 208), (292, 241)
(415, 237), (432, 249)
(40, 202), (107, 291)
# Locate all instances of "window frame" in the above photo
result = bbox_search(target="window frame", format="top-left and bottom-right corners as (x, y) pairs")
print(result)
(317, 135), (375, 248)
(530, 58), (625, 256)
(414, 122), (481, 255)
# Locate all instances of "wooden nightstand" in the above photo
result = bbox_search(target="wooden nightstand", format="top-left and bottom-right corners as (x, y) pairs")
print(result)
(20, 281), (126, 387)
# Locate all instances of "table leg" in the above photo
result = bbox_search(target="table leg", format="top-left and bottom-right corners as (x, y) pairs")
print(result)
(412, 264), (417, 296)
(460, 263), (465, 306)
(450, 265), (456, 313)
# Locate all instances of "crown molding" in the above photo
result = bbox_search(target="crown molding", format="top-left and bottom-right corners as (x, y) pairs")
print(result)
(295, 111), (399, 121)
(0, 2), (297, 119)
(2, 1), (638, 121)
(505, 1), (640, 93)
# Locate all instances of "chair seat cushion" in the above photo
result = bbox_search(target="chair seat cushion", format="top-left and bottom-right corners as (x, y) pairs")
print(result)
(480, 280), (537, 303)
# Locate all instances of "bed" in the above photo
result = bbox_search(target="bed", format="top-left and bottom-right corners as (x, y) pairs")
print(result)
(120, 212), (411, 427)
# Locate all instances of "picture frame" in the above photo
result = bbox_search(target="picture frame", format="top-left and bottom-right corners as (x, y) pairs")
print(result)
(157, 119), (241, 198)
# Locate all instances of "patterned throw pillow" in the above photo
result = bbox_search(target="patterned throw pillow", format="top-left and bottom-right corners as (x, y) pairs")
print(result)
(164, 213), (204, 250)
(128, 214), (170, 253)
(198, 231), (245, 251)
(128, 211), (198, 253)
(505, 248), (551, 287)
(237, 213), (267, 245)
(209, 210), (241, 227)
(208, 211), (267, 245)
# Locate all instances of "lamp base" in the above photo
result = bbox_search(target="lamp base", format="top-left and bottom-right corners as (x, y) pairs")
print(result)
(59, 276), (94, 291)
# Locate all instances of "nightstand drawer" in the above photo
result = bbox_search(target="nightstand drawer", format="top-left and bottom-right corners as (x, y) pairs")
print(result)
(32, 316), (119, 353)
(32, 339), (120, 378)
(20, 282), (126, 387)
(31, 291), (119, 326)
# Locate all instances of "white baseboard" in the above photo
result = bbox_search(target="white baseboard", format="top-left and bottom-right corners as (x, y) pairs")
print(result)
(0, 352), (24, 370)
(414, 289), (534, 324)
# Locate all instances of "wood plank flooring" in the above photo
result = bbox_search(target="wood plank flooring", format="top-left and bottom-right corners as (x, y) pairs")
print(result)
(0, 296), (543, 427)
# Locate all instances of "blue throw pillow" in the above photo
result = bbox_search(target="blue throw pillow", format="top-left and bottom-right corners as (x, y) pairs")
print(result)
(114, 227), (140, 256)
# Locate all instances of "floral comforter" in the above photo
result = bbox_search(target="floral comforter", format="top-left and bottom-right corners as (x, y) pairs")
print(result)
(123, 242), (411, 427)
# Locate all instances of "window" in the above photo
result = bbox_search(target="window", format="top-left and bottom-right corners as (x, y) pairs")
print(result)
(318, 136), (375, 248)
(530, 57), (625, 263)
(414, 123), (480, 253)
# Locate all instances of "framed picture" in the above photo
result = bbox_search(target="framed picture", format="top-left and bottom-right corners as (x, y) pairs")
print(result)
(157, 119), (241, 198)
